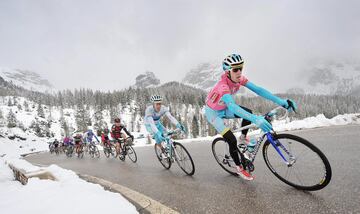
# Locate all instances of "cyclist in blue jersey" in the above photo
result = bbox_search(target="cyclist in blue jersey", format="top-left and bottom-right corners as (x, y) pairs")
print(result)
(83, 129), (100, 144)
(144, 95), (185, 157)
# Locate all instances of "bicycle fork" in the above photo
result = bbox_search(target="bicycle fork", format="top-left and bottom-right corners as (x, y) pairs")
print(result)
(266, 133), (295, 166)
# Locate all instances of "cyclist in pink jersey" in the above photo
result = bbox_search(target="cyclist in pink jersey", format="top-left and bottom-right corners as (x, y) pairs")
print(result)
(205, 54), (297, 180)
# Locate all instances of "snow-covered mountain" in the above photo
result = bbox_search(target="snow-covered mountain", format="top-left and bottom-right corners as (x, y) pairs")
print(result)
(287, 59), (360, 96)
(0, 68), (54, 93)
(134, 71), (160, 88)
(182, 62), (222, 92)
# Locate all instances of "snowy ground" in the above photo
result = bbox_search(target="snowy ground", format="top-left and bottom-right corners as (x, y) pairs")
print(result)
(0, 159), (137, 214)
(0, 132), (138, 213)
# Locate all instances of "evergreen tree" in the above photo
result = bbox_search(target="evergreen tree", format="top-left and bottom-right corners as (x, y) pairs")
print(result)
(37, 104), (45, 118)
(60, 116), (70, 137)
(75, 104), (90, 132)
(7, 98), (13, 106)
(191, 115), (199, 138)
(30, 119), (42, 137)
(17, 103), (22, 111)
(93, 111), (106, 132)
(7, 109), (17, 128)
(23, 101), (30, 112)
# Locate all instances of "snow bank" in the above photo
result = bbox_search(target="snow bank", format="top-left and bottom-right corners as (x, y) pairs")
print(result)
(273, 113), (360, 132)
(0, 159), (137, 214)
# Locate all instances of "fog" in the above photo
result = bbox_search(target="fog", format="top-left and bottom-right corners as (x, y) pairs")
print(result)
(1, 0), (359, 92)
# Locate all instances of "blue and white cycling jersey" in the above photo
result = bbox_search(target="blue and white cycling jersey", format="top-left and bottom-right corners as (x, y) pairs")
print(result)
(144, 105), (179, 134)
(83, 130), (99, 144)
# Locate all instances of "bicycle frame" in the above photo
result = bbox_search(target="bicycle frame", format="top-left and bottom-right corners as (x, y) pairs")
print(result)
(163, 128), (182, 159)
(229, 106), (294, 165)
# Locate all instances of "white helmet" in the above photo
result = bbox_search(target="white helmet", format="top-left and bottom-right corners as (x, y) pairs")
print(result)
(222, 54), (244, 71)
(150, 95), (163, 103)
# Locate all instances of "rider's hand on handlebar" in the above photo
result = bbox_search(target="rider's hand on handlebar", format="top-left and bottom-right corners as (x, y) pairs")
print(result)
(176, 123), (186, 133)
(155, 131), (166, 142)
(281, 99), (297, 112)
(253, 115), (273, 133)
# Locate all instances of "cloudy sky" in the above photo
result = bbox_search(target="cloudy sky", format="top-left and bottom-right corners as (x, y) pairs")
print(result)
(0, 0), (359, 92)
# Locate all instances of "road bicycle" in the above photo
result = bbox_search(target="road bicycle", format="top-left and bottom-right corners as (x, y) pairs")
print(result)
(88, 141), (100, 158)
(154, 129), (195, 176)
(103, 141), (116, 158)
(113, 137), (137, 163)
(212, 106), (332, 191)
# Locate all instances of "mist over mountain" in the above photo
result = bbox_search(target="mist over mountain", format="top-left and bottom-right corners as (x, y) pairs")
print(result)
(0, 68), (54, 93)
(287, 59), (360, 97)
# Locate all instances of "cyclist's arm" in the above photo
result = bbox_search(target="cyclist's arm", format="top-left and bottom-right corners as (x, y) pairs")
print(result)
(122, 126), (132, 137)
(221, 94), (257, 122)
(245, 81), (286, 106)
(145, 115), (159, 133)
(165, 111), (179, 126)
(94, 134), (100, 143)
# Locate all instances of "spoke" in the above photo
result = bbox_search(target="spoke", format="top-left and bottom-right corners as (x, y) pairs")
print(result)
(292, 169), (305, 186)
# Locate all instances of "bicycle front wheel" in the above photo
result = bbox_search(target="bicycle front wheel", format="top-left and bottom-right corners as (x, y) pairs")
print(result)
(94, 146), (100, 158)
(173, 142), (195, 176)
(154, 144), (171, 169)
(126, 145), (137, 163)
(263, 133), (332, 191)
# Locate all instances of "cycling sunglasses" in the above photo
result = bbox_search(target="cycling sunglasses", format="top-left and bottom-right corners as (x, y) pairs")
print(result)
(230, 63), (243, 73)
(231, 67), (243, 73)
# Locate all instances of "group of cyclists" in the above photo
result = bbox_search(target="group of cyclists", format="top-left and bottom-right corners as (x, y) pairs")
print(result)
(49, 54), (298, 181)
(49, 117), (135, 158)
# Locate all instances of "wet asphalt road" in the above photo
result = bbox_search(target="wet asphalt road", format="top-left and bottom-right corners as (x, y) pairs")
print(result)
(26, 125), (360, 214)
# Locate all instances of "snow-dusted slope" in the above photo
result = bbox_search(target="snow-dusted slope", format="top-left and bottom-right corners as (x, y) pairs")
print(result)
(182, 62), (222, 92)
(287, 59), (360, 96)
(0, 68), (54, 93)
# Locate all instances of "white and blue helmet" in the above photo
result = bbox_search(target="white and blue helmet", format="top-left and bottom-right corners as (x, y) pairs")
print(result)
(150, 95), (163, 103)
(222, 54), (244, 71)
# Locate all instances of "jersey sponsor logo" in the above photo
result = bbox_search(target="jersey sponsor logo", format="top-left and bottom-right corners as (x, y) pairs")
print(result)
(210, 93), (219, 103)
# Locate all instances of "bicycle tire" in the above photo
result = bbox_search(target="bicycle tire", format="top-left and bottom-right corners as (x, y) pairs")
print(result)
(212, 137), (238, 176)
(263, 133), (332, 191)
(173, 142), (195, 175)
(154, 144), (171, 169)
(126, 145), (137, 163)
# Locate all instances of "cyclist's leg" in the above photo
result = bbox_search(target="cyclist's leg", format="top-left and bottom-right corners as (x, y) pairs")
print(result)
(115, 140), (120, 156)
(230, 105), (253, 136)
(205, 107), (241, 166)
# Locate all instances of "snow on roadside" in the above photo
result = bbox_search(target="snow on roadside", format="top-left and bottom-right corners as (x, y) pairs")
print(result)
(0, 159), (137, 214)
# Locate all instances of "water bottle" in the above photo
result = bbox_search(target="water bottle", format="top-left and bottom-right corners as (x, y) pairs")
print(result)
(247, 136), (257, 153)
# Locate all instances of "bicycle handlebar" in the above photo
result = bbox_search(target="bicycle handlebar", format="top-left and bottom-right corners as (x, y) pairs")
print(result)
(164, 128), (183, 137)
(265, 106), (289, 121)
(232, 106), (292, 133)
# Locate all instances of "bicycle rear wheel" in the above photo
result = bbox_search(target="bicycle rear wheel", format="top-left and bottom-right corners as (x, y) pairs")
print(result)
(104, 147), (110, 158)
(212, 137), (238, 176)
(126, 145), (137, 163)
(173, 142), (195, 175)
(94, 146), (100, 158)
(154, 144), (171, 169)
(263, 133), (332, 191)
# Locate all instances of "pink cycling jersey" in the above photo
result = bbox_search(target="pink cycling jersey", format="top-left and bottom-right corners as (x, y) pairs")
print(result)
(206, 73), (248, 110)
